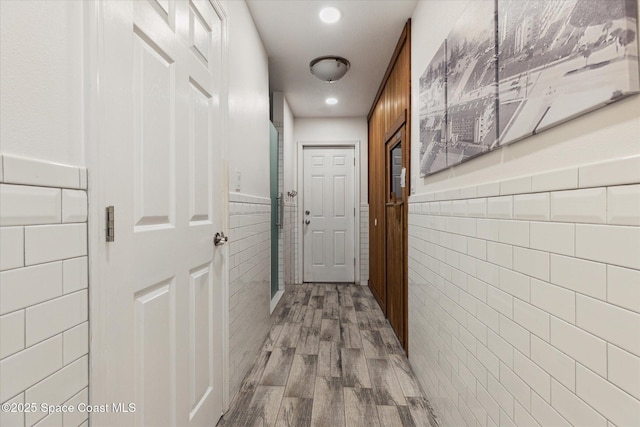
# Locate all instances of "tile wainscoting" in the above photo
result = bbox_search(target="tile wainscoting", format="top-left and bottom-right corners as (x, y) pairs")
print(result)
(360, 203), (370, 286)
(285, 201), (298, 286)
(408, 156), (640, 427)
(228, 192), (273, 401)
(0, 154), (89, 427)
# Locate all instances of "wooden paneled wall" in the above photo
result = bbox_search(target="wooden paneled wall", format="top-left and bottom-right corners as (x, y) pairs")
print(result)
(368, 20), (411, 341)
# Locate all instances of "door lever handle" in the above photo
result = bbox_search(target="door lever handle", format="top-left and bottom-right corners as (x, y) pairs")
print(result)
(214, 232), (228, 246)
(305, 220), (310, 225)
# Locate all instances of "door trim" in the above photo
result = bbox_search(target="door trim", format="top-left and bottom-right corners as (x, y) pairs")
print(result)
(384, 110), (406, 144)
(297, 140), (361, 284)
(85, 0), (232, 419)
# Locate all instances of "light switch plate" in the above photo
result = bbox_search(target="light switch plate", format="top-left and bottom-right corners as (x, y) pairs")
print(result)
(235, 169), (241, 192)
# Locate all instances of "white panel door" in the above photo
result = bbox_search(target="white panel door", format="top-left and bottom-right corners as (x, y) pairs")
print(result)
(303, 147), (355, 282)
(95, 1), (225, 426)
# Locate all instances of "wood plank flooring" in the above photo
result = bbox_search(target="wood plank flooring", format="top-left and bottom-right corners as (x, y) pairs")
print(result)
(218, 283), (438, 427)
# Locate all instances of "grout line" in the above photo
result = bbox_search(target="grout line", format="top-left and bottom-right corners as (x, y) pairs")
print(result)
(23, 226), (26, 268)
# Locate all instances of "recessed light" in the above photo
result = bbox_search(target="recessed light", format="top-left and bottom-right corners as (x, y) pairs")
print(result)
(319, 7), (341, 24)
(326, 97), (338, 105)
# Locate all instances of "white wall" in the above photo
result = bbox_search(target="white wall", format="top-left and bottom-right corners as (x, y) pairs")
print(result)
(283, 98), (295, 195)
(283, 99), (298, 284)
(225, 0), (270, 198)
(408, 1), (640, 426)
(294, 117), (370, 285)
(0, 0), (84, 167)
(272, 92), (295, 194)
(294, 117), (369, 202)
(0, 2), (88, 424)
(222, 0), (274, 404)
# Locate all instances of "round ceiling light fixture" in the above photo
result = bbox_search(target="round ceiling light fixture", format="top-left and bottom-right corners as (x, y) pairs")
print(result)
(319, 7), (341, 24)
(325, 97), (338, 105)
(310, 56), (350, 83)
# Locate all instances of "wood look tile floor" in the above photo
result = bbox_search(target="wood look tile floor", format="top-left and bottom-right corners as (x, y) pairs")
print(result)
(218, 283), (438, 427)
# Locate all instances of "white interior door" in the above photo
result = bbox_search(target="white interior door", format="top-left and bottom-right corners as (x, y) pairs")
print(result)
(95, 1), (225, 425)
(303, 147), (355, 282)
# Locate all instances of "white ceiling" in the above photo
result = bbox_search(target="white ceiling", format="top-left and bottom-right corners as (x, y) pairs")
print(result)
(245, 0), (418, 118)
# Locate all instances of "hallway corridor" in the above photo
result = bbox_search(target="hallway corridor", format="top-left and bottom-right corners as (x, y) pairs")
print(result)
(218, 283), (438, 427)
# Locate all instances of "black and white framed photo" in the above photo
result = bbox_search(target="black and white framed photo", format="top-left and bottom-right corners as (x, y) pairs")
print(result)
(418, 0), (639, 177)
(445, 1), (499, 168)
(498, 0), (640, 145)
(419, 40), (448, 177)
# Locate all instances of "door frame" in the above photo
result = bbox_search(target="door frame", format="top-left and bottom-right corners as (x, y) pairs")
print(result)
(84, 0), (232, 418)
(297, 141), (361, 284)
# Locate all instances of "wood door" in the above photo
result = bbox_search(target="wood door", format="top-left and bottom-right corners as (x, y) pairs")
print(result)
(385, 123), (407, 347)
(303, 147), (356, 282)
(95, 1), (225, 425)
(367, 22), (411, 320)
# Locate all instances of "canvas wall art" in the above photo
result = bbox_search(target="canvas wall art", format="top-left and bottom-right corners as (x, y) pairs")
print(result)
(498, 0), (639, 144)
(419, 0), (639, 177)
(445, 1), (498, 167)
(419, 40), (448, 177)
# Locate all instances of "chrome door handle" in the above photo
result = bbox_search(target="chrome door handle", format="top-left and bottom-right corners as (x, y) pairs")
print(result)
(305, 220), (310, 225)
(214, 232), (228, 246)
(305, 210), (310, 215)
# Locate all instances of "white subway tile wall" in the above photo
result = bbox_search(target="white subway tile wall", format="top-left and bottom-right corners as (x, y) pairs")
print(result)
(360, 203), (369, 285)
(284, 201), (297, 285)
(408, 156), (640, 427)
(0, 226), (24, 271)
(228, 193), (272, 400)
(2, 155), (85, 190)
(0, 157), (88, 426)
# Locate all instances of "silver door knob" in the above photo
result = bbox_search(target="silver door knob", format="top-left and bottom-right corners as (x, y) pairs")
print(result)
(214, 232), (228, 246)
(305, 210), (310, 215)
(305, 220), (310, 225)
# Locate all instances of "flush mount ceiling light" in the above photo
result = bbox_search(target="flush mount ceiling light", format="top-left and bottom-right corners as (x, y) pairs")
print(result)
(319, 7), (341, 24)
(325, 97), (338, 105)
(310, 56), (350, 83)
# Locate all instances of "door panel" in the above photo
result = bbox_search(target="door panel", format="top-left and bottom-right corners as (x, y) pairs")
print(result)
(133, 29), (175, 228)
(312, 232), (324, 266)
(333, 176), (346, 217)
(135, 280), (174, 426)
(334, 231), (346, 265)
(386, 202), (404, 345)
(97, 1), (225, 425)
(149, 0), (173, 25)
(190, 4), (210, 63)
(311, 175), (324, 216)
(189, 264), (213, 415)
(188, 80), (212, 223)
(385, 126), (407, 348)
(303, 147), (355, 282)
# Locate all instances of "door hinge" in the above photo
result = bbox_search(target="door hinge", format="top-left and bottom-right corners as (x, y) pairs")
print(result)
(106, 206), (115, 242)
